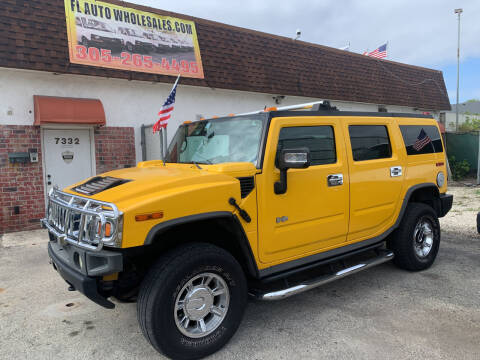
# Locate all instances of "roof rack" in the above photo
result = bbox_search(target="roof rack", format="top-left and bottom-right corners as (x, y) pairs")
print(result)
(235, 100), (338, 116)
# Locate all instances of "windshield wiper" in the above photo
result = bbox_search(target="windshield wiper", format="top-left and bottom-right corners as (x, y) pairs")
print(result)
(193, 161), (202, 169)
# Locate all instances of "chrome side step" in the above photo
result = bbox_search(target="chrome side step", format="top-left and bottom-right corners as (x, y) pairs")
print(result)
(252, 250), (394, 301)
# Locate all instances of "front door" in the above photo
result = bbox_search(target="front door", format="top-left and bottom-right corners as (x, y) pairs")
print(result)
(257, 117), (350, 264)
(43, 129), (94, 194)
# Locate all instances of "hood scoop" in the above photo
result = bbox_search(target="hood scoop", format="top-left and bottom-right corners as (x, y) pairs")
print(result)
(72, 176), (131, 196)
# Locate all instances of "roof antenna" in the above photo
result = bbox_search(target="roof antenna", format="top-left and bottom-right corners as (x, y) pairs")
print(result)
(294, 29), (301, 41)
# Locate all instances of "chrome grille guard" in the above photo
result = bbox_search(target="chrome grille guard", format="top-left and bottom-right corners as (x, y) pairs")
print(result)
(41, 187), (122, 251)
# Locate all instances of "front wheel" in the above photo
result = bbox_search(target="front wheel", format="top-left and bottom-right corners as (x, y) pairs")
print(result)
(137, 243), (247, 360)
(389, 203), (441, 271)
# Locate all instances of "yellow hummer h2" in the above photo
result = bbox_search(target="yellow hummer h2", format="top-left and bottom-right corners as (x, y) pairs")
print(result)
(43, 101), (453, 359)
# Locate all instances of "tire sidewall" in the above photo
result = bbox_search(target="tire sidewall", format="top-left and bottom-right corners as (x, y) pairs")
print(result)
(392, 203), (441, 271)
(410, 212), (440, 266)
(148, 250), (246, 359)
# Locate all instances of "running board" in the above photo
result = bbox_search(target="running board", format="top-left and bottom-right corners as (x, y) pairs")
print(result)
(251, 250), (394, 301)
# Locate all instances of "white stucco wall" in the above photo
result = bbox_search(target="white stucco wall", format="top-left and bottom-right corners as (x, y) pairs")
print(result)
(0, 67), (435, 163)
(442, 111), (480, 132)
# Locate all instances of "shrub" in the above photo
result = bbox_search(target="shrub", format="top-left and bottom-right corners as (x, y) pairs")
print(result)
(448, 155), (470, 180)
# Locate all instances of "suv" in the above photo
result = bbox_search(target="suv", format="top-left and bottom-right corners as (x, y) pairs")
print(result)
(117, 26), (155, 54)
(43, 102), (453, 359)
(76, 16), (123, 51)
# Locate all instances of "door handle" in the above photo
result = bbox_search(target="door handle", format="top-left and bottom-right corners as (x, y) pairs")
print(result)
(390, 166), (403, 177)
(327, 174), (343, 187)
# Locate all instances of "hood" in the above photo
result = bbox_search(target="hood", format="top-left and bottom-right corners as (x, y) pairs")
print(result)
(63, 162), (253, 211)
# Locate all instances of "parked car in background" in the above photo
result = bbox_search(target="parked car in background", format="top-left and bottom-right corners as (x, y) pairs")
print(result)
(174, 35), (194, 52)
(141, 31), (173, 53)
(76, 16), (123, 51)
(117, 26), (155, 54)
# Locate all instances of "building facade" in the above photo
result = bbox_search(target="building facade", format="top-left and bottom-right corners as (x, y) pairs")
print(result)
(0, 0), (450, 233)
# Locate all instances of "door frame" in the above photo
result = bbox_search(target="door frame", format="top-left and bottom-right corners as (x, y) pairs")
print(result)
(40, 124), (96, 201)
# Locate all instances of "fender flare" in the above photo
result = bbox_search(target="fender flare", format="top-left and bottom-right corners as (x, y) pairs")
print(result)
(394, 182), (439, 228)
(144, 211), (259, 278)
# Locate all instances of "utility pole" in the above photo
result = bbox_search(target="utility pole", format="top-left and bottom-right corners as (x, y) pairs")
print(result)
(454, 8), (463, 132)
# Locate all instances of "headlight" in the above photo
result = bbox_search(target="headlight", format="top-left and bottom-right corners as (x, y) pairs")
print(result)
(91, 35), (101, 40)
(437, 171), (445, 187)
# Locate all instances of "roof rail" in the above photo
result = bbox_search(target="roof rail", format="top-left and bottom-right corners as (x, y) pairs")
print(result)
(235, 100), (337, 116)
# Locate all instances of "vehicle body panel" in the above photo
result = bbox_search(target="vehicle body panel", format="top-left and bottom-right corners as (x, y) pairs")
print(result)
(256, 116), (350, 264)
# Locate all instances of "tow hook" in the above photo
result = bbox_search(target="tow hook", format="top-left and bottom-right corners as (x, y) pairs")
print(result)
(229, 198), (251, 223)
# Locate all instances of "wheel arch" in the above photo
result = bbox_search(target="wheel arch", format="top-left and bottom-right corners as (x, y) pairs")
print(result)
(144, 212), (259, 279)
(396, 183), (441, 227)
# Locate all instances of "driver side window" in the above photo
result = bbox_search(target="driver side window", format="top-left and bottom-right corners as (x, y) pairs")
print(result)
(276, 126), (337, 166)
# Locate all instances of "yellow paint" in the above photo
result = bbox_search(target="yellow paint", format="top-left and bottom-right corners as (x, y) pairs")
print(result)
(63, 115), (447, 272)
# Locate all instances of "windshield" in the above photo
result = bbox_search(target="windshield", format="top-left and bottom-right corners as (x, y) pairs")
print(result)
(84, 19), (114, 32)
(166, 114), (267, 167)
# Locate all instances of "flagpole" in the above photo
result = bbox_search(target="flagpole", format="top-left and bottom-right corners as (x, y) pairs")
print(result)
(159, 129), (164, 160)
(162, 74), (181, 161)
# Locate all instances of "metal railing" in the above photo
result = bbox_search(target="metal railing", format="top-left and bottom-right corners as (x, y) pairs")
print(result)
(41, 188), (122, 251)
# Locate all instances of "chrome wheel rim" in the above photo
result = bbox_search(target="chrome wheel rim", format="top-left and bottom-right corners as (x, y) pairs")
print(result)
(174, 272), (230, 338)
(413, 218), (434, 258)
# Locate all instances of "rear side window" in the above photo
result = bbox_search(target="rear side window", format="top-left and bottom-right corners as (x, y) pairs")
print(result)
(277, 126), (336, 166)
(400, 125), (443, 155)
(349, 125), (392, 161)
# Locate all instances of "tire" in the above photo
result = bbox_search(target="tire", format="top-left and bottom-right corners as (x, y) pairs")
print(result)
(389, 203), (441, 271)
(137, 243), (247, 360)
(476, 212), (480, 234)
(126, 42), (134, 52)
(81, 36), (89, 47)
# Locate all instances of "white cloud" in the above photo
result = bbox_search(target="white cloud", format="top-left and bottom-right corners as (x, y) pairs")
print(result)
(129, 0), (480, 69)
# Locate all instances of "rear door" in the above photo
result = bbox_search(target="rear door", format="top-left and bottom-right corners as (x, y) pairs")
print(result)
(343, 118), (405, 242)
(257, 116), (350, 264)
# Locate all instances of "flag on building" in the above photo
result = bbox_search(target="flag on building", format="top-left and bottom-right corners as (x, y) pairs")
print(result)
(413, 128), (432, 151)
(339, 42), (350, 51)
(364, 43), (387, 59)
(153, 75), (180, 133)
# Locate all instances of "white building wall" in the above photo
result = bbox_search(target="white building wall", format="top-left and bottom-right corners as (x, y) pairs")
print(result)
(0, 67), (435, 163)
(443, 111), (480, 132)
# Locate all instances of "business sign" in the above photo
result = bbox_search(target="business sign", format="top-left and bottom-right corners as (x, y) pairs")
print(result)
(64, 0), (204, 78)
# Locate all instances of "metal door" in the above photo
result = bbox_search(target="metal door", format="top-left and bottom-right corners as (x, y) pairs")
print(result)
(43, 129), (94, 193)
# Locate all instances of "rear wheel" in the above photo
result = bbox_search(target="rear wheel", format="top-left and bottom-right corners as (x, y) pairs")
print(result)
(137, 243), (247, 360)
(389, 203), (440, 271)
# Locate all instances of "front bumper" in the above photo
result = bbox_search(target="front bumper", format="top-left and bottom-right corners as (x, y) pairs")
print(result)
(439, 193), (453, 217)
(47, 233), (123, 309)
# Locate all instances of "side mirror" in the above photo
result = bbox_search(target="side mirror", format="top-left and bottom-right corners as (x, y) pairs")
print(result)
(275, 148), (311, 194)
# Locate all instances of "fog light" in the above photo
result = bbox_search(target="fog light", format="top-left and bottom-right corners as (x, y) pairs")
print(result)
(437, 171), (445, 187)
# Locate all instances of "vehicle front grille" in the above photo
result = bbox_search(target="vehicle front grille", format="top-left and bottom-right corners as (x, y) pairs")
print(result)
(45, 189), (121, 251)
(238, 177), (255, 198)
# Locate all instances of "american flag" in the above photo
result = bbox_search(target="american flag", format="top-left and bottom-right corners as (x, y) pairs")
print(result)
(153, 75), (180, 133)
(412, 128), (432, 151)
(365, 43), (387, 59)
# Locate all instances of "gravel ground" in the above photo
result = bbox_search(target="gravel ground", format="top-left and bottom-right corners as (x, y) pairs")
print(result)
(0, 186), (479, 360)
(440, 185), (480, 239)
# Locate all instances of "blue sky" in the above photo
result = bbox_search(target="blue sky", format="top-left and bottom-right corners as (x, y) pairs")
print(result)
(442, 57), (480, 103)
(131, 0), (479, 104)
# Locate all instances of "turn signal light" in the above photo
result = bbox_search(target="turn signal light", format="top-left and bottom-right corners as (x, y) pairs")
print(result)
(97, 221), (113, 237)
(105, 222), (112, 237)
(183, 121), (192, 124)
(264, 107), (278, 112)
(135, 212), (164, 221)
